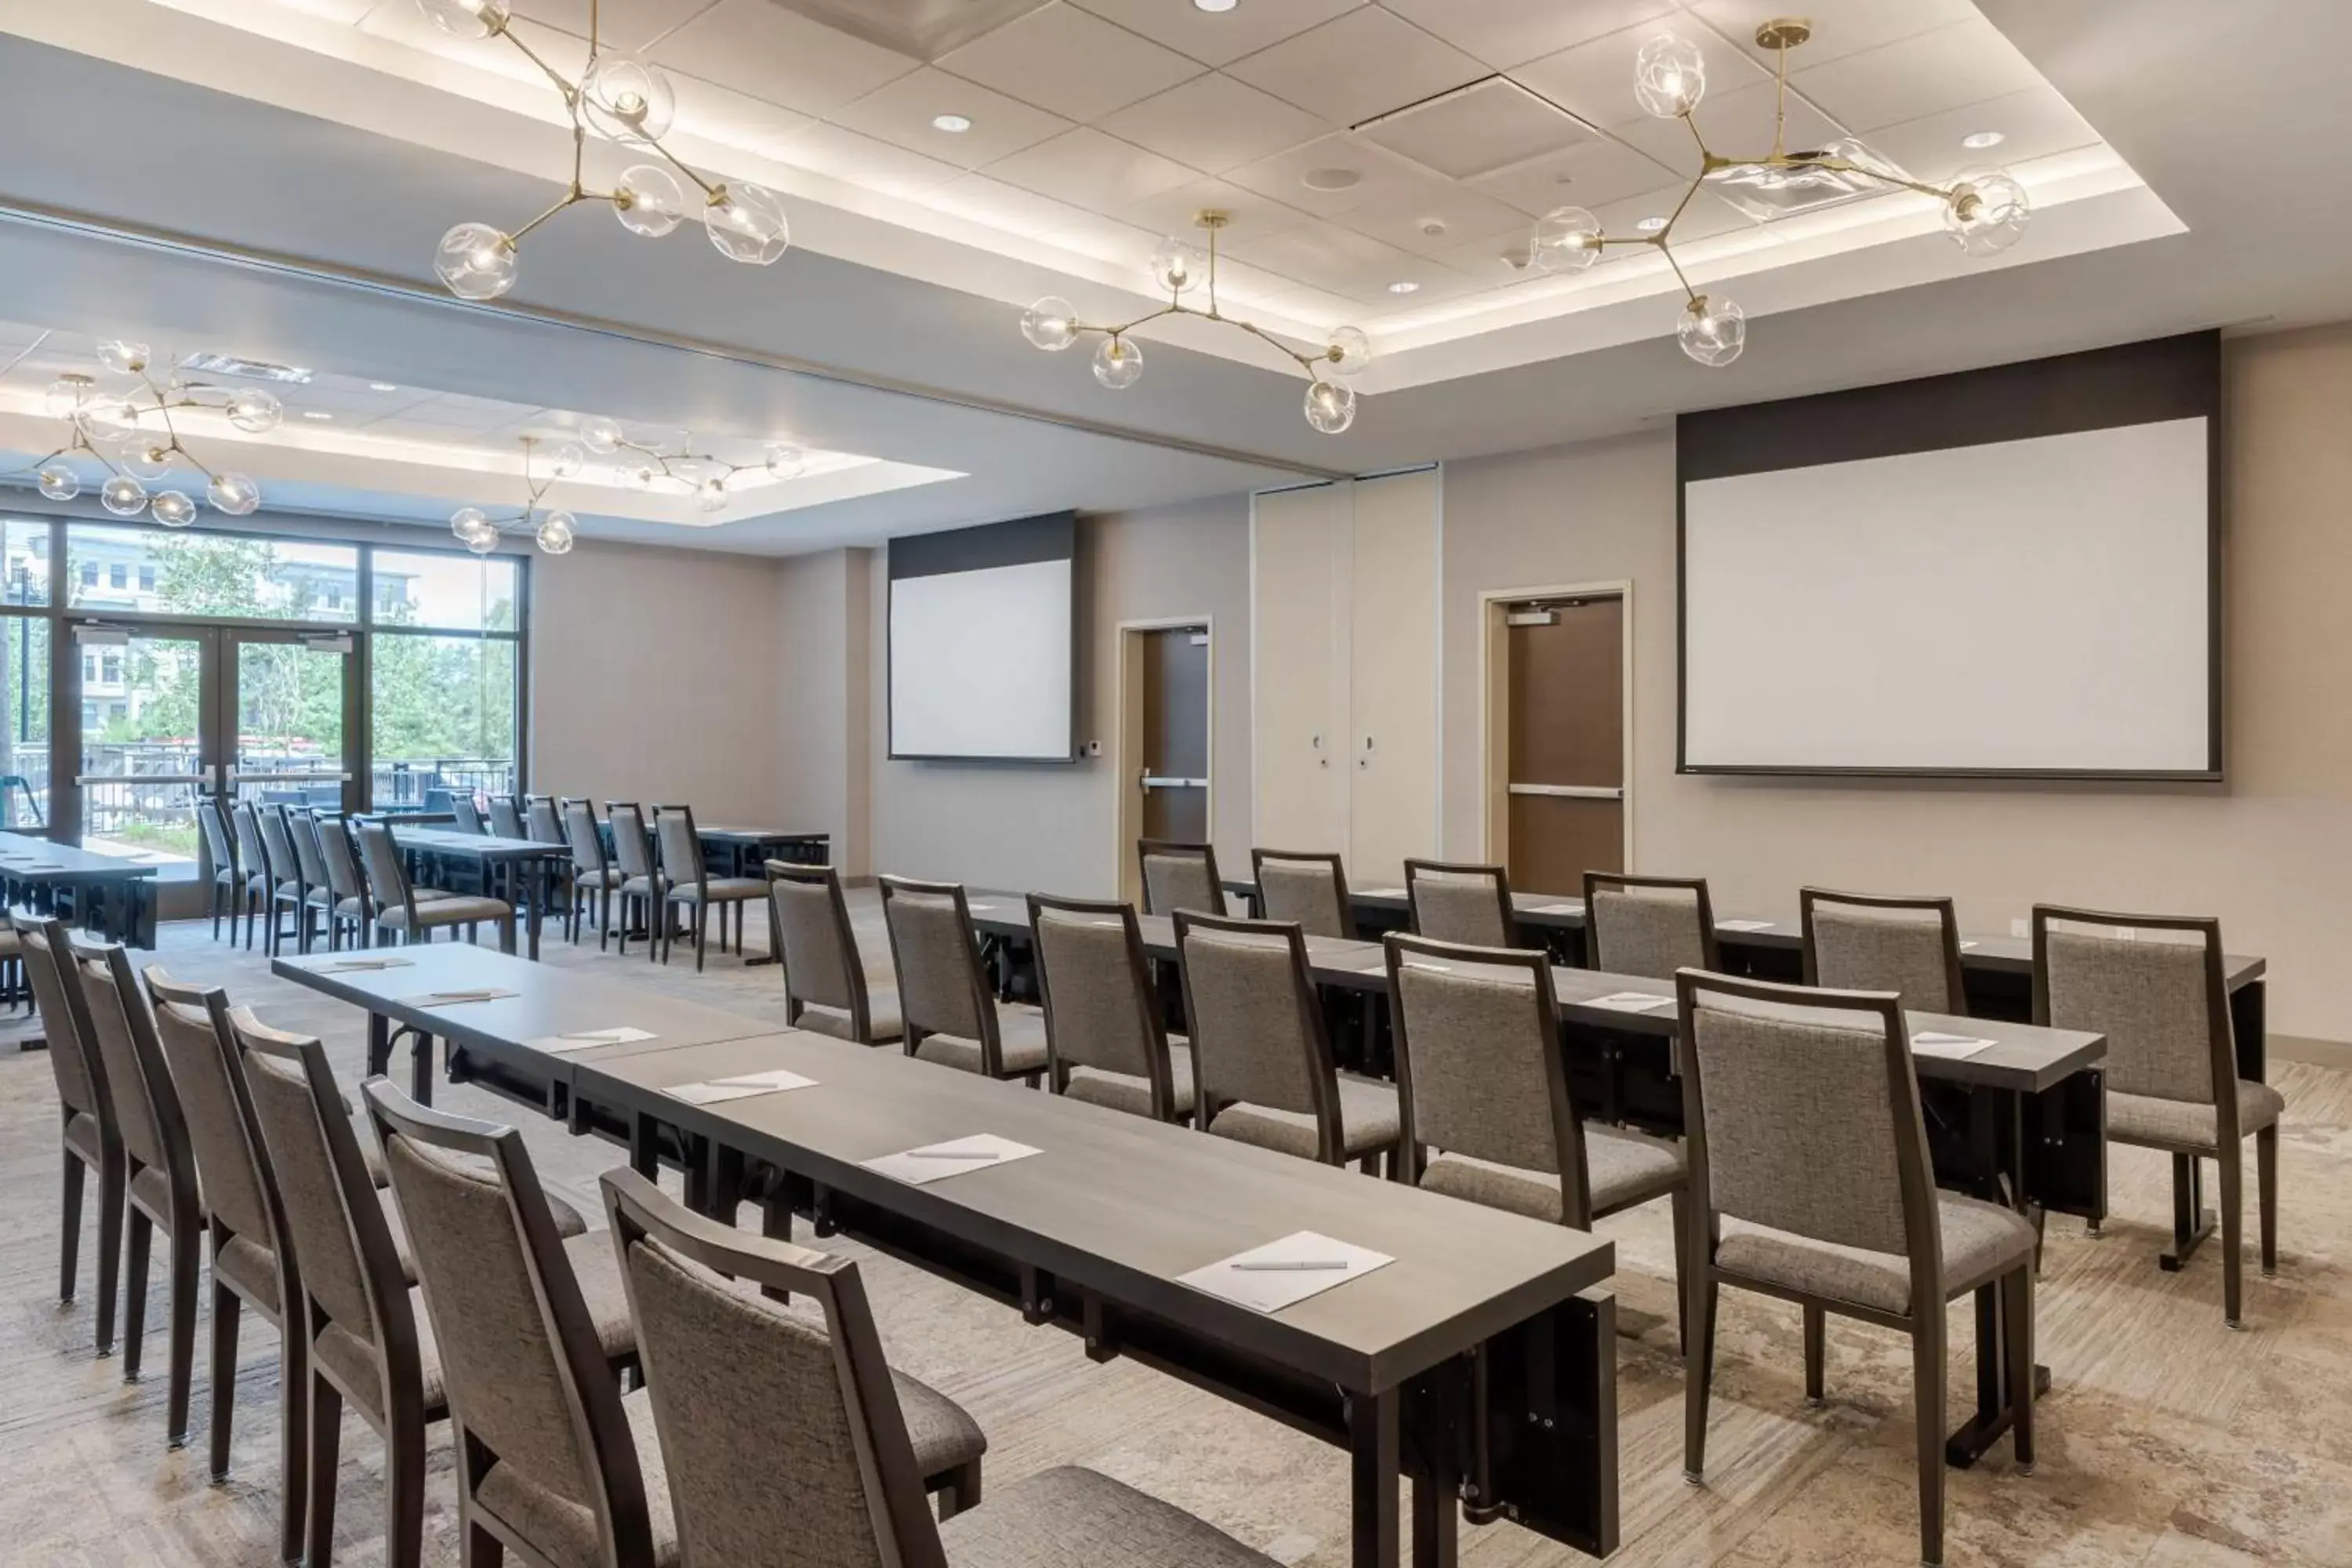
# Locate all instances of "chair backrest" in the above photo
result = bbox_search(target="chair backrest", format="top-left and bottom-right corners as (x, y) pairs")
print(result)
(256, 804), (300, 887)
(767, 863), (872, 1034)
(287, 808), (332, 890)
(652, 804), (705, 890)
(231, 801), (270, 884)
(69, 936), (191, 1188)
(314, 815), (367, 903)
(143, 967), (274, 1260)
(1676, 970), (1939, 1313)
(2034, 905), (2232, 1111)
(196, 797), (236, 876)
(1404, 858), (1515, 948)
(561, 798), (609, 878)
(1251, 848), (1351, 939)
(877, 877), (998, 1058)
(488, 796), (525, 840)
(1801, 888), (1964, 1014)
(1584, 872), (1716, 980)
(365, 1082), (653, 1566)
(606, 801), (655, 880)
(1384, 933), (1593, 1221)
(16, 913), (110, 1124)
(354, 819), (415, 919)
(451, 794), (487, 834)
(1137, 840), (1224, 918)
(1029, 894), (1178, 1120)
(601, 1169), (949, 1568)
(524, 795), (564, 846)
(1174, 909), (1340, 1161)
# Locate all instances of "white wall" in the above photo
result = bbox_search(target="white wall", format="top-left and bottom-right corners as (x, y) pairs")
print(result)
(775, 546), (873, 874)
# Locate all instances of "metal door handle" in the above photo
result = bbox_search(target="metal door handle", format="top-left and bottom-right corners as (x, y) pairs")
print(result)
(1507, 783), (1624, 800)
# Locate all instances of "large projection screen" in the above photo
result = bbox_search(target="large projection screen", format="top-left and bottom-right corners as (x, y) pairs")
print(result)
(888, 513), (1076, 762)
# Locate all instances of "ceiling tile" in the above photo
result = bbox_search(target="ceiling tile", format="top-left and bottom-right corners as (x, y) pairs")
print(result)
(1469, 135), (1685, 216)
(1689, 0), (1984, 71)
(1323, 260), (1488, 308)
(1379, 0), (1676, 71)
(1098, 74), (1329, 177)
(920, 173), (1102, 239)
(1221, 132), (1442, 219)
(648, 0), (919, 118)
(1513, 17), (1770, 129)
(1429, 227), (1548, 284)
(1224, 7), (1487, 129)
(666, 71), (816, 161)
(1036, 212), (1161, 267)
(785, 124), (966, 196)
(504, 0), (719, 52)
(359, 2), (592, 82)
(984, 127), (1197, 209)
(1861, 85), (2100, 187)
(1615, 79), (1848, 172)
(1790, 18), (2044, 133)
(829, 65), (1073, 169)
(276, 0), (384, 23)
(1328, 182), (1530, 260)
(1357, 76), (1592, 182)
(1220, 214), (1425, 292)
(1065, 0), (1363, 69)
(935, 2), (1202, 122)
(1116, 178), (1315, 244)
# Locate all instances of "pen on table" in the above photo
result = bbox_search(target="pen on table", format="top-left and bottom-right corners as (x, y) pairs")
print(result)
(1231, 1259), (1348, 1272)
(907, 1149), (1002, 1162)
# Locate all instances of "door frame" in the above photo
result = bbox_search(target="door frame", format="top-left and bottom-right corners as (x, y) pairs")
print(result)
(1477, 580), (1634, 875)
(1113, 615), (1214, 906)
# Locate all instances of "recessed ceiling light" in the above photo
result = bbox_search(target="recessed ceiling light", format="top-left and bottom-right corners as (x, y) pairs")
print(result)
(1962, 129), (2005, 150)
(1635, 216), (1668, 232)
(1388, 280), (1421, 295)
(1193, 0), (1238, 12)
(369, 381), (400, 392)
(1302, 166), (1362, 193)
(932, 113), (973, 133)
(300, 410), (333, 421)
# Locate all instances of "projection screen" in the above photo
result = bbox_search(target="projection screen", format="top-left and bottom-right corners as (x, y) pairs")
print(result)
(887, 513), (1076, 762)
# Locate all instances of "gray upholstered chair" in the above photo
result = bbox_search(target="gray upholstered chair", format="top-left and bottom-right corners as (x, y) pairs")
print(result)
(1029, 893), (1192, 1123)
(197, 797), (241, 943)
(1138, 839), (1226, 918)
(525, 793), (565, 845)
(602, 1167), (1271, 1568)
(606, 800), (664, 960)
(286, 809), (338, 954)
(1174, 909), (1399, 1172)
(487, 794), (526, 840)
(451, 793), (488, 834)
(562, 797), (620, 948)
(879, 876), (1048, 1083)
(1584, 871), (1717, 980)
(768, 862), (901, 1044)
(70, 934), (203, 1446)
(312, 815), (374, 952)
(2034, 904), (2281, 1327)
(231, 802), (274, 951)
(1677, 969), (2036, 1568)
(1800, 888), (1965, 1014)
(256, 805), (312, 956)
(356, 819), (515, 951)
(17, 913), (124, 1357)
(1385, 932), (1686, 1258)
(655, 803), (765, 971)
(1404, 858), (1516, 948)
(1250, 848), (1353, 938)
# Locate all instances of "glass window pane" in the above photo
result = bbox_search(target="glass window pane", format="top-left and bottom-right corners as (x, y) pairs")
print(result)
(370, 634), (517, 809)
(79, 630), (204, 865)
(0, 615), (50, 829)
(235, 641), (349, 810)
(1, 520), (52, 606)
(370, 550), (520, 633)
(65, 524), (360, 622)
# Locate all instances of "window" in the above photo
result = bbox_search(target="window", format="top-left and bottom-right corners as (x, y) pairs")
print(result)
(79, 563), (96, 589)
(369, 551), (518, 633)
(66, 526), (360, 622)
(82, 653), (96, 681)
(108, 702), (125, 723)
(101, 652), (122, 684)
(0, 615), (50, 829)
(370, 635), (518, 809)
(108, 563), (126, 590)
(138, 566), (155, 592)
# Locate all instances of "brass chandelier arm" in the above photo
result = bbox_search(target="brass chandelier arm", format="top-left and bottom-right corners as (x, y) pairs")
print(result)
(642, 136), (724, 202)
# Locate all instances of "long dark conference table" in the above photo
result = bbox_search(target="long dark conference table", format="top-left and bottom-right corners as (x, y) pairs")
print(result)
(275, 945), (1621, 1566)
(0, 830), (161, 948)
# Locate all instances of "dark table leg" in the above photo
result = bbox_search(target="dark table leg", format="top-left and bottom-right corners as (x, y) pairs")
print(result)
(2162, 1154), (2216, 1270)
(408, 1032), (436, 1107)
(524, 861), (544, 961)
(1947, 1085), (2051, 1467)
(1349, 1388), (1400, 1568)
(367, 1013), (391, 1078)
(741, 844), (778, 967)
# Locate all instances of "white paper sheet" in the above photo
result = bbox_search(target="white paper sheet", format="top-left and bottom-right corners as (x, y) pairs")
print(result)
(1359, 887), (1407, 898)
(862, 1134), (1042, 1185)
(1717, 918), (1776, 932)
(662, 1068), (818, 1105)
(525, 1027), (658, 1054)
(1176, 1231), (1395, 1314)
(1910, 1032), (1998, 1061)
(1960, 941), (1979, 950)
(1529, 902), (1584, 915)
(1584, 991), (1674, 1014)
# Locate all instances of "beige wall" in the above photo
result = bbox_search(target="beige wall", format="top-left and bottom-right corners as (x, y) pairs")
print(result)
(1439, 325), (2352, 1043)
(775, 546), (875, 875)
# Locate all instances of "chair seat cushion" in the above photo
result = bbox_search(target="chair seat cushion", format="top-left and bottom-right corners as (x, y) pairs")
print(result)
(1208, 1073), (1399, 1162)
(619, 876), (667, 899)
(475, 1387), (679, 1568)
(1418, 1126), (1683, 1224)
(64, 1109), (101, 1165)
(669, 877), (766, 904)
(215, 1233), (280, 1308)
(794, 986), (905, 1046)
(942, 1466), (1279, 1568)
(314, 1290), (449, 1420)
(379, 895), (513, 930)
(1065, 1042), (1196, 1120)
(2109, 1080), (2285, 1150)
(573, 866), (622, 889)
(913, 1007), (1050, 1078)
(129, 1163), (175, 1221)
(1715, 1193), (2038, 1316)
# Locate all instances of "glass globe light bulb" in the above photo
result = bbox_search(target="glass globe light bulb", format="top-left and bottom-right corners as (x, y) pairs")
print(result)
(43, 376), (93, 420)
(580, 416), (624, 455)
(451, 506), (490, 542)
(704, 183), (790, 266)
(36, 463), (81, 502)
(535, 510), (576, 555)
(1021, 296), (1080, 352)
(413, 0), (510, 40)
(764, 443), (805, 480)
(1531, 205), (1604, 273)
(435, 222), (518, 300)
(547, 441), (587, 479)
(1323, 325), (1374, 379)
(76, 395), (143, 448)
(226, 387), (283, 434)
(208, 470), (263, 516)
(613, 164), (687, 238)
(100, 474), (149, 517)
(1943, 165), (2031, 256)
(150, 489), (198, 528)
(96, 339), (151, 376)
(123, 441), (175, 481)
(465, 527), (500, 556)
(1304, 379), (1357, 435)
(695, 477), (730, 513)
(1092, 335), (1144, 390)
(1147, 235), (1206, 296)
(1678, 293), (1746, 368)
(583, 53), (676, 144)
(1634, 33), (1707, 118)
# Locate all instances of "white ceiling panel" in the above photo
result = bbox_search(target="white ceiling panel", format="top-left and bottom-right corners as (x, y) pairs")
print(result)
(1330, 181), (1530, 260)
(506, 0), (720, 53)
(935, 2), (1201, 122)
(1381, 0), (1677, 72)
(650, 0), (918, 116)
(1224, 7), (1487, 129)
(829, 65), (1073, 169)
(359, 2), (593, 82)
(1469, 134), (1684, 216)
(276, 0), (387, 22)
(922, 172), (1102, 239)
(1862, 84), (2099, 187)
(1514, 16), (1770, 130)
(1791, 18), (2043, 133)
(1222, 132), (1452, 220)
(1035, 212), (1160, 267)
(1065, 0), (1363, 70)
(1427, 227), (1544, 283)
(984, 128), (1197, 211)
(666, 71), (815, 160)
(1689, 0), (1984, 71)
(1357, 77), (1595, 182)
(1098, 74), (1330, 177)
(784, 123), (966, 197)
(1116, 177), (1315, 245)
(1221, 214), (1426, 292)
(1586, 181), (1757, 249)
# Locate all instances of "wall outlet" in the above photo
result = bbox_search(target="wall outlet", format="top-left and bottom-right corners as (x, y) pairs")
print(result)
(1083, 739), (1102, 757)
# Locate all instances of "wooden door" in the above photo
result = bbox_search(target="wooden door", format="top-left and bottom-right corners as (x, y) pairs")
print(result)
(1347, 470), (1439, 885)
(1139, 626), (1209, 842)
(1505, 595), (1624, 891)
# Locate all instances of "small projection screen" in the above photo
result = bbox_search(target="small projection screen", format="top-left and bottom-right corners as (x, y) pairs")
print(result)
(1677, 332), (2221, 779)
(887, 512), (1076, 762)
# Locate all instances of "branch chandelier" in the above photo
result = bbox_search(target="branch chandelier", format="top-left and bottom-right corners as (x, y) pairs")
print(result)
(1526, 18), (2031, 365)
(18, 340), (277, 525)
(412, 0), (790, 299)
(449, 424), (808, 555)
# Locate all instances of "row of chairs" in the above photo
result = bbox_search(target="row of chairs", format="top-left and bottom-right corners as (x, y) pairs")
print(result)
(197, 799), (518, 954)
(25, 917), (1275, 1568)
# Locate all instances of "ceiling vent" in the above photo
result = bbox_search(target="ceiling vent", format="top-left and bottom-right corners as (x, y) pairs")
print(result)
(760, 0), (1054, 61)
(178, 351), (315, 384)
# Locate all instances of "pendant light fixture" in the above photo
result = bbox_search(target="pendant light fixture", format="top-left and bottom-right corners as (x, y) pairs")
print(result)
(16, 341), (273, 524)
(452, 426), (807, 554)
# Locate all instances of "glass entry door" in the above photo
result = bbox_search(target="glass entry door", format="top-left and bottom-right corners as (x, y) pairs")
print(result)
(228, 630), (357, 814)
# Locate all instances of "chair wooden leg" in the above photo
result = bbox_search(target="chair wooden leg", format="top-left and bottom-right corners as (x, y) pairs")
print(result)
(599, 885), (612, 952)
(1682, 1271), (1717, 1483)
(60, 1146), (84, 1304)
(2220, 1142), (2245, 1328)
(499, 915), (515, 956)
(1802, 1303), (1826, 1406)
(95, 1149), (124, 1356)
(2002, 1265), (2034, 1474)
(2257, 1125), (2279, 1277)
(278, 1315), (309, 1563)
(122, 1207), (152, 1383)
(1912, 1308), (1947, 1567)
(934, 1457), (984, 1521)
(463, 1517), (506, 1568)
(305, 1372), (342, 1568)
(208, 1279), (241, 1479)
(1668, 1189), (1690, 1355)
(386, 1406), (427, 1568)
(695, 903), (708, 972)
(166, 1221), (200, 1446)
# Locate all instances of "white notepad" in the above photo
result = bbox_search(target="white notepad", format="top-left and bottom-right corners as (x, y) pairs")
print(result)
(1960, 941), (1980, 950)
(966, 902), (998, 912)
(1529, 901), (1584, 915)
(303, 956), (416, 974)
(526, 1027), (657, 1054)
(1584, 991), (1673, 1014)
(662, 1068), (818, 1105)
(403, 988), (519, 1007)
(862, 1134), (1040, 1185)
(1911, 1032), (1998, 1061)
(1717, 918), (1775, 932)
(1359, 887), (1407, 898)
(1178, 1231), (1395, 1315)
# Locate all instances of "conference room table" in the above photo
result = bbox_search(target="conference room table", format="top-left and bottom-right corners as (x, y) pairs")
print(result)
(0, 831), (160, 949)
(274, 944), (1623, 1566)
(388, 824), (568, 960)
